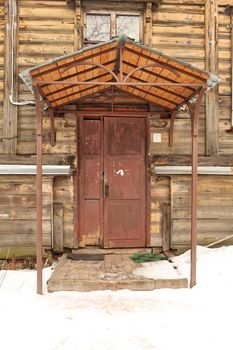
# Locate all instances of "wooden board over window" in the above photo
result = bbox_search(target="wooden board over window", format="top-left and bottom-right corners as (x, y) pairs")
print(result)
(85, 11), (142, 43)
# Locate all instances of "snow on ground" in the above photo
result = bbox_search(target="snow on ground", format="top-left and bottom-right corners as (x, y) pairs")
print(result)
(0, 246), (233, 350)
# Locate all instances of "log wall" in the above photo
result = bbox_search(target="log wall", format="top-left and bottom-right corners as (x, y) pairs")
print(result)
(1, 0), (233, 256)
(18, 0), (75, 154)
(171, 175), (233, 248)
(218, 4), (232, 154)
(0, 176), (53, 258)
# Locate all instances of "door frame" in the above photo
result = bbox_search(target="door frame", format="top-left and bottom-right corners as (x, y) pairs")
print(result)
(75, 112), (151, 248)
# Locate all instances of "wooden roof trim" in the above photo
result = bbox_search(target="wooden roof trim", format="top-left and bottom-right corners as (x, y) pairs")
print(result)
(49, 73), (113, 104)
(122, 68), (190, 100)
(123, 73), (183, 105)
(122, 59), (194, 93)
(51, 85), (109, 109)
(121, 85), (174, 109)
(30, 42), (118, 78)
(123, 45), (208, 83)
(19, 35), (220, 111)
(43, 60), (117, 98)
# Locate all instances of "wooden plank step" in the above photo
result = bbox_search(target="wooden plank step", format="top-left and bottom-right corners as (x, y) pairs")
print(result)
(72, 247), (153, 255)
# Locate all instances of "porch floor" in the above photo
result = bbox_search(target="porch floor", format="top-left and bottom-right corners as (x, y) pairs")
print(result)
(47, 250), (188, 292)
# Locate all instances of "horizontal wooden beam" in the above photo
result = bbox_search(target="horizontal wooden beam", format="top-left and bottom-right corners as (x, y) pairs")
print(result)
(1, 155), (233, 168)
(67, 0), (160, 3)
(152, 155), (233, 167)
(0, 155), (76, 166)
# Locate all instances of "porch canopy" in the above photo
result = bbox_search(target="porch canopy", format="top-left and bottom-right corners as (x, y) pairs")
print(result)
(20, 35), (220, 294)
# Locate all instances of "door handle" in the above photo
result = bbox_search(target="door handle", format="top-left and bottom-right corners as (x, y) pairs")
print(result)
(103, 171), (109, 198)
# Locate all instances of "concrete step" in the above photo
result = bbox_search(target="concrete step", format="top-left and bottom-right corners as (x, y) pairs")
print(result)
(47, 253), (188, 292)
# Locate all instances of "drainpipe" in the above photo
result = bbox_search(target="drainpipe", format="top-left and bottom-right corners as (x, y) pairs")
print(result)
(225, 6), (233, 133)
(9, 0), (35, 106)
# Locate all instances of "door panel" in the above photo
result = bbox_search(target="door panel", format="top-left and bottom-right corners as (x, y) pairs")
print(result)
(106, 119), (144, 155)
(83, 200), (101, 245)
(108, 159), (142, 199)
(106, 200), (142, 241)
(79, 118), (103, 246)
(104, 117), (146, 248)
(84, 119), (101, 155)
(84, 159), (101, 198)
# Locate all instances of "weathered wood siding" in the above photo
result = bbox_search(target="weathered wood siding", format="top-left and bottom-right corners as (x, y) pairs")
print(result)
(153, 1), (205, 67)
(18, 0), (75, 154)
(171, 176), (233, 248)
(53, 176), (75, 249)
(0, 176), (53, 258)
(0, 0), (4, 154)
(151, 1), (206, 156)
(151, 176), (170, 247)
(218, 4), (233, 154)
(1, 0), (233, 255)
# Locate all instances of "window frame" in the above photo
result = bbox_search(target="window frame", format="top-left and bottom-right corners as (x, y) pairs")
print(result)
(84, 10), (143, 44)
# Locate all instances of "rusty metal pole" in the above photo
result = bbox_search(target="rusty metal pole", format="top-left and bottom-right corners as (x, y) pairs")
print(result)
(190, 88), (206, 288)
(33, 83), (43, 295)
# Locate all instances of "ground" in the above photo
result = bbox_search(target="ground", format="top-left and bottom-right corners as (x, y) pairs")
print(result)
(0, 245), (232, 350)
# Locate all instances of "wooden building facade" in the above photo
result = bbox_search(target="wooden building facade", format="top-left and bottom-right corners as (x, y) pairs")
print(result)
(0, 0), (233, 259)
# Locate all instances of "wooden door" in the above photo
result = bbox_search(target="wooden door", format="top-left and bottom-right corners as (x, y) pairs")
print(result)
(78, 116), (147, 248)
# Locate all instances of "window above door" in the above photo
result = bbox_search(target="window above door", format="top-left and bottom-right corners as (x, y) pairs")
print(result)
(85, 11), (141, 44)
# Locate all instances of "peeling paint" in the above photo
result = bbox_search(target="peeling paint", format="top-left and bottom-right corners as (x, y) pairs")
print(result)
(116, 169), (125, 176)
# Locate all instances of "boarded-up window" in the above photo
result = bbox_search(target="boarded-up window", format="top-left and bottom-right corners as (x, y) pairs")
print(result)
(86, 14), (111, 41)
(85, 12), (141, 43)
(116, 15), (140, 41)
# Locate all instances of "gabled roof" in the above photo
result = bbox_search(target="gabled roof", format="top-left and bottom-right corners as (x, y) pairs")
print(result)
(19, 35), (220, 111)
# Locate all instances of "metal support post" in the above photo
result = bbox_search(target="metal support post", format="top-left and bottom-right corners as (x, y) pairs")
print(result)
(33, 84), (43, 295)
(188, 88), (206, 288)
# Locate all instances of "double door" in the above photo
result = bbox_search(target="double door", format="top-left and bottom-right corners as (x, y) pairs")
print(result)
(78, 116), (147, 248)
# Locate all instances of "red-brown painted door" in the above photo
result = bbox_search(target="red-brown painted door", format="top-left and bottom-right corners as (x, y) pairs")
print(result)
(79, 116), (146, 248)
(103, 117), (146, 248)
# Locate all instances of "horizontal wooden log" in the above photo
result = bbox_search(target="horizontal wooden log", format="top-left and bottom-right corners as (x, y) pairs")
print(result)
(173, 219), (233, 236)
(173, 206), (233, 219)
(0, 207), (51, 220)
(19, 7), (74, 18)
(173, 193), (233, 206)
(152, 155), (233, 166)
(0, 155), (76, 165)
(0, 233), (51, 246)
(0, 246), (42, 259)
(0, 219), (51, 234)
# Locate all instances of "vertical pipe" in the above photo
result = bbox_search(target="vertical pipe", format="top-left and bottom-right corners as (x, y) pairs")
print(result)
(33, 84), (43, 295)
(191, 123), (198, 288)
(190, 88), (206, 288)
(231, 8), (233, 128)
